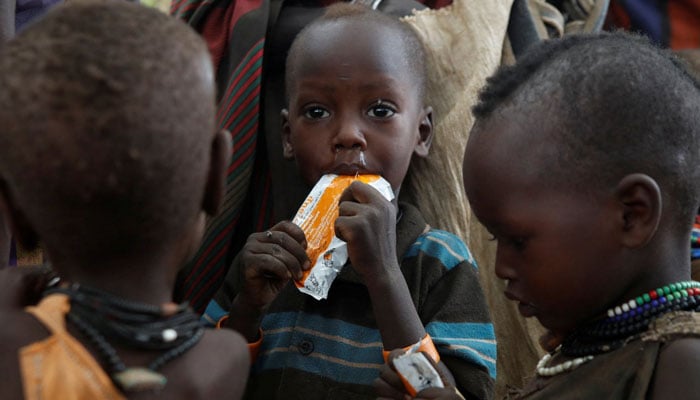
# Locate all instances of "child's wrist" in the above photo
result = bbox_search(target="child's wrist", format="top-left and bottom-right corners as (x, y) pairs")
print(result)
(231, 293), (267, 318)
(223, 296), (265, 340)
(383, 333), (440, 364)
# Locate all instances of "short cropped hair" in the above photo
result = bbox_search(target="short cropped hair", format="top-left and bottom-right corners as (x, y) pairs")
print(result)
(473, 32), (700, 230)
(0, 0), (216, 262)
(285, 2), (427, 102)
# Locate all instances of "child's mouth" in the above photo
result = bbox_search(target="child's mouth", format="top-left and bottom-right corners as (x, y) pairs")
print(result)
(517, 302), (537, 318)
(505, 290), (537, 317)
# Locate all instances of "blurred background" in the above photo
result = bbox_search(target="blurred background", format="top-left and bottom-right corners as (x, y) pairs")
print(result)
(140, 0), (170, 12)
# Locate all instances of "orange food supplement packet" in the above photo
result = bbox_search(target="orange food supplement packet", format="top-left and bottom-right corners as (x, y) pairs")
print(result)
(393, 352), (444, 396)
(293, 174), (393, 300)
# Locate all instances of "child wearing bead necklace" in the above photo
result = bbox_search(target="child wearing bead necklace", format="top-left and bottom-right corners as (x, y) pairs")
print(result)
(0, 1), (249, 399)
(459, 32), (700, 399)
(378, 31), (700, 399)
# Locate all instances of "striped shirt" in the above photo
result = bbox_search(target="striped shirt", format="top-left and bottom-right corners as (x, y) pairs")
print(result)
(204, 203), (496, 399)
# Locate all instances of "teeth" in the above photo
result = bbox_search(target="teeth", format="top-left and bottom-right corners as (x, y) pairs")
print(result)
(359, 151), (366, 167)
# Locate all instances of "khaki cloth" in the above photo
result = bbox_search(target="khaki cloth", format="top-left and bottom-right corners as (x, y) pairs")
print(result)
(402, 0), (546, 397)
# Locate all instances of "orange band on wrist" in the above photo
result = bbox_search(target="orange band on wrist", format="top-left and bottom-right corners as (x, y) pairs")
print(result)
(247, 329), (263, 362)
(215, 315), (263, 363)
(382, 334), (440, 364)
(215, 314), (230, 329)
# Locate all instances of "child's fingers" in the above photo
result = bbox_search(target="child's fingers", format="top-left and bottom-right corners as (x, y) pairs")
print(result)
(248, 238), (306, 281)
(338, 180), (384, 205)
(257, 223), (310, 277)
(269, 220), (308, 249)
(415, 387), (466, 400)
(243, 252), (296, 280)
(265, 231), (308, 266)
(337, 199), (364, 218)
(374, 366), (409, 400)
(373, 349), (411, 397)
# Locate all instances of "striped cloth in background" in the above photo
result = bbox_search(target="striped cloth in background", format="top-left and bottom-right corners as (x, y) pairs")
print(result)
(171, 0), (275, 312)
(605, 0), (700, 49)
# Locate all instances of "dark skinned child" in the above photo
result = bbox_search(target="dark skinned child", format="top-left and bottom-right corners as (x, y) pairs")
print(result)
(206, 3), (496, 399)
(0, 1), (249, 398)
(377, 31), (700, 399)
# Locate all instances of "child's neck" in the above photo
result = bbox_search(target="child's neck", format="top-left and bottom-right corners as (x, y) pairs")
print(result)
(536, 279), (700, 377)
(47, 281), (203, 393)
(51, 255), (178, 305)
(563, 279), (700, 358)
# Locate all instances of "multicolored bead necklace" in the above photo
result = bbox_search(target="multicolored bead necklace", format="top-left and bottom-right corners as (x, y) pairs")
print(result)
(691, 215), (700, 260)
(537, 281), (700, 376)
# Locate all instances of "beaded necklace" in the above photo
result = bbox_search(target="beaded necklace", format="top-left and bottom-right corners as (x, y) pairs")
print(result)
(47, 284), (204, 393)
(536, 280), (700, 377)
(535, 348), (593, 377)
(691, 215), (700, 260)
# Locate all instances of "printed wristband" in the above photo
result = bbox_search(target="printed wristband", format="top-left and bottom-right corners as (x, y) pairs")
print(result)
(216, 315), (263, 362)
(382, 333), (440, 364)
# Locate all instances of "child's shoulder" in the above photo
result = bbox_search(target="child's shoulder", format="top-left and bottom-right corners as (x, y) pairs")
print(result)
(405, 228), (477, 270)
(164, 328), (249, 399)
(645, 311), (700, 399)
(648, 336), (700, 398)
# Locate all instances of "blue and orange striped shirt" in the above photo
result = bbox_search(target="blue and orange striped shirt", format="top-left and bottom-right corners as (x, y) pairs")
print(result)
(205, 203), (496, 399)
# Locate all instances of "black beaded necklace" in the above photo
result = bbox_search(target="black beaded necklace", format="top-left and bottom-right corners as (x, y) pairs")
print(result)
(47, 283), (204, 393)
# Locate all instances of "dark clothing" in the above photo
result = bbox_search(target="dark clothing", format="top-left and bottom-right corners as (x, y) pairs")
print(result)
(509, 311), (700, 399)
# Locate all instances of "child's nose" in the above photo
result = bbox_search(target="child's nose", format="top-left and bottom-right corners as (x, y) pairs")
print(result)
(332, 118), (367, 151)
(494, 247), (517, 281)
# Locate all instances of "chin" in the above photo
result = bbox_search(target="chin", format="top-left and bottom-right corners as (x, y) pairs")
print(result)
(537, 316), (577, 338)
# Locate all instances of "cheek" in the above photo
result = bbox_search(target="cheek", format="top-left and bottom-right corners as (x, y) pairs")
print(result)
(379, 145), (415, 185)
(291, 143), (335, 185)
(295, 157), (324, 186)
(518, 239), (576, 295)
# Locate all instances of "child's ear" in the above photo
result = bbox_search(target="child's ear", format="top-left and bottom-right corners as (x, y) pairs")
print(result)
(202, 129), (232, 216)
(0, 179), (39, 250)
(281, 109), (294, 160)
(413, 106), (433, 158)
(615, 173), (662, 248)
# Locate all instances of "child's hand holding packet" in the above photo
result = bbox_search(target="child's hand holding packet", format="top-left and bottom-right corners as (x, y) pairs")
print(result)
(393, 351), (445, 397)
(292, 173), (393, 300)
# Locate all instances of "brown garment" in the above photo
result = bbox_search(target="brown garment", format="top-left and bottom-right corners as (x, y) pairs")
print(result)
(507, 312), (700, 399)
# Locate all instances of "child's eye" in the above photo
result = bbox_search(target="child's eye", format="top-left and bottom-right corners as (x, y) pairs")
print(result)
(510, 237), (527, 250)
(367, 102), (396, 118)
(303, 106), (330, 120)
(489, 234), (527, 251)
